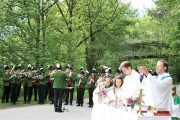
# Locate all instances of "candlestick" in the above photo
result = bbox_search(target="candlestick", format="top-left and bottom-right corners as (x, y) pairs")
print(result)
(138, 88), (143, 115)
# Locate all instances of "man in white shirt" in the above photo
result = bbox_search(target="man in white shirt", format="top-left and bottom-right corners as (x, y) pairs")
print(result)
(120, 61), (140, 100)
(138, 60), (172, 112)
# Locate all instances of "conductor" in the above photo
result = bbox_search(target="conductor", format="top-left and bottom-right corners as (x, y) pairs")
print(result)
(50, 64), (72, 113)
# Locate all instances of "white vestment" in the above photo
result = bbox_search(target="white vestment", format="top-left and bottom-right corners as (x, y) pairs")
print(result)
(142, 73), (172, 112)
(121, 70), (140, 101)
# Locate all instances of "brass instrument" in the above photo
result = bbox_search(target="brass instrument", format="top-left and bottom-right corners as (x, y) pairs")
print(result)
(85, 69), (89, 74)
(77, 77), (83, 87)
(88, 75), (95, 85)
(10, 66), (15, 74)
(10, 72), (17, 79)
(101, 65), (109, 70)
(27, 71), (33, 77)
(49, 69), (56, 76)
(18, 70), (28, 76)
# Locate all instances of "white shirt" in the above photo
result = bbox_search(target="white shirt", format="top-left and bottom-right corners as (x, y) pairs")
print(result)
(121, 70), (140, 100)
(142, 72), (172, 112)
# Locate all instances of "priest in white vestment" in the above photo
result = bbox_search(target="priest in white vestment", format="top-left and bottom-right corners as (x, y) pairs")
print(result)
(120, 61), (140, 102)
(138, 60), (172, 113)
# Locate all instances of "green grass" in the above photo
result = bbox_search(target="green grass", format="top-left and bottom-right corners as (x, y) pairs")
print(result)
(0, 89), (89, 109)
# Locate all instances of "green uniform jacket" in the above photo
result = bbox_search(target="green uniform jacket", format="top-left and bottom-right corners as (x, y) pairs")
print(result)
(10, 73), (21, 84)
(51, 71), (69, 89)
(45, 72), (51, 83)
(32, 72), (39, 86)
(66, 73), (76, 87)
(22, 76), (27, 86)
(2, 73), (11, 86)
(37, 75), (46, 85)
(27, 73), (33, 87)
(76, 76), (87, 88)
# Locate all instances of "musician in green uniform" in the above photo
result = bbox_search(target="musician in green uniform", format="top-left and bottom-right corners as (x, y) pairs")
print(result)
(23, 65), (31, 104)
(87, 68), (98, 108)
(75, 67), (84, 103)
(10, 66), (21, 105)
(65, 65), (76, 106)
(32, 67), (38, 101)
(45, 65), (53, 102)
(27, 66), (33, 104)
(16, 64), (22, 102)
(51, 64), (72, 113)
(1, 65), (11, 103)
(76, 70), (87, 107)
(37, 68), (46, 104)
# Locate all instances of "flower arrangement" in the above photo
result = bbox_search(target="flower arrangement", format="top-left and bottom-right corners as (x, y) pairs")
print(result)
(126, 96), (140, 109)
(96, 88), (108, 103)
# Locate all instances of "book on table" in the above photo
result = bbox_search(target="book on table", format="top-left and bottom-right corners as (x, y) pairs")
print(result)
(140, 110), (171, 116)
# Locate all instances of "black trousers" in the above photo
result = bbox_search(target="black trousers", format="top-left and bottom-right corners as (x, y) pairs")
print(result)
(27, 87), (32, 102)
(54, 88), (64, 111)
(2, 86), (10, 102)
(16, 83), (21, 101)
(65, 88), (74, 104)
(76, 87), (79, 102)
(45, 82), (52, 101)
(38, 84), (45, 104)
(50, 84), (54, 103)
(77, 88), (85, 105)
(24, 84), (28, 102)
(32, 84), (37, 100)
(10, 83), (18, 104)
(88, 87), (94, 105)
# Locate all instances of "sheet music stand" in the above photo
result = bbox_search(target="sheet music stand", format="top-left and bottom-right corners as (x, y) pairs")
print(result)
(63, 87), (74, 112)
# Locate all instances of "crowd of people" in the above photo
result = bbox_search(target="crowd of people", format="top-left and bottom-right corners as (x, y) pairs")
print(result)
(1, 60), (180, 120)
(1, 63), (122, 108)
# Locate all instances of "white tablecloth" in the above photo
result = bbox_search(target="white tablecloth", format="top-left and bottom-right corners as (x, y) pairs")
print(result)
(91, 104), (171, 120)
